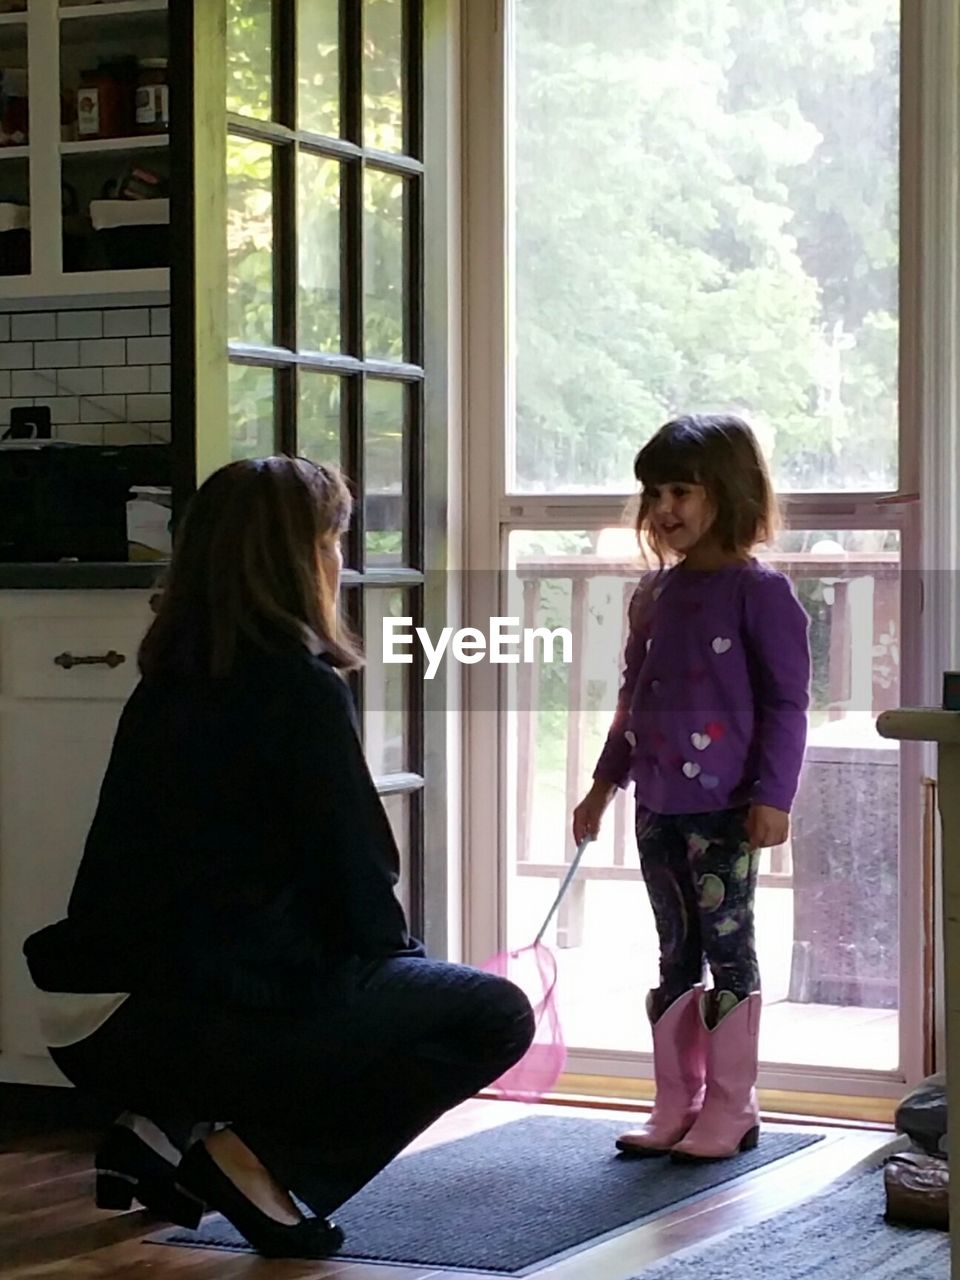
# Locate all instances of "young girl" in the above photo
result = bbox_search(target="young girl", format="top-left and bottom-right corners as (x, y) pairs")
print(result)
(573, 414), (810, 1161)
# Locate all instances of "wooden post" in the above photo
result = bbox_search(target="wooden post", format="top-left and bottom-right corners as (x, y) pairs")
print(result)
(877, 708), (960, 1278)
(873, 570), (901, 717)
(515, 576), (539, 868)
(558, 575), (588, 948)
(827, 579), (851, 720)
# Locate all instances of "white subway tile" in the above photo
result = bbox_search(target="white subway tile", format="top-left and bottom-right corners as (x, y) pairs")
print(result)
(46, 397), (82, 425)
(80, 338), (126, 366)
(0, 316), (9, 341)
(149, 365), (171, 393)
(104, 365), (150, 395)
(127, 336), (170, 365)
(57, 311), (103, 340)
(12, 313), (56, 342)
(55, 423), (104, 444)
(151, 308), (171, 336)
(0, 343), (34, 370)
(51, 367), (103, 396)
(104, 309), (151, 338)
(34, 340), (80, 369)
(149, 423), (172, 444)
(127, 393), (171, 422)
(80, 395), (126, 424)
(12, 370), (57, 397)
(0, 398), (35, 423)
(104, 423), (153, 445)
(0, 372), (9, 397)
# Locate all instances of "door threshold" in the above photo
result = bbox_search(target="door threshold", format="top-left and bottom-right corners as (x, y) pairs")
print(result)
(492, 1074), (897, 1128)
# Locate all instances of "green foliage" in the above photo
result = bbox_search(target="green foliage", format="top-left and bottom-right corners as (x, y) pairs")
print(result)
(225, 0), (407, 501)
(514, 0), (900, 493)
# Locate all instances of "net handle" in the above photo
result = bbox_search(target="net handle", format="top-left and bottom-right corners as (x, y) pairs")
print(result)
(533, 836), (593, 945)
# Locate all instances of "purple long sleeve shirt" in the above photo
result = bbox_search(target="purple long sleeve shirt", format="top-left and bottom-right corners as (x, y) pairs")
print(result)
(594, 560), (811, 816)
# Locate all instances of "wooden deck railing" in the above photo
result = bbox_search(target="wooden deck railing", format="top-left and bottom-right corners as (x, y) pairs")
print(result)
(512, 551), (900, 947)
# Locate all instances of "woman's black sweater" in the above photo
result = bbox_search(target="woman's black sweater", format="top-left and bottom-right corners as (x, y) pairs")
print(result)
(23, 646), (422, 1008)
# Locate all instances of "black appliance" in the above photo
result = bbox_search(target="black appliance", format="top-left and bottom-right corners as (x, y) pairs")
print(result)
(0, 443), (171, 563)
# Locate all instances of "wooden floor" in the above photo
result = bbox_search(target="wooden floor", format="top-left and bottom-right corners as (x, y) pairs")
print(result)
(0, 1099), (895, 1280)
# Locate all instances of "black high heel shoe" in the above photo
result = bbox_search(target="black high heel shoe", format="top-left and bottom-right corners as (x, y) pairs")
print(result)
(175, 1142), (345, 1259)
(95, 1120), (205, 1229)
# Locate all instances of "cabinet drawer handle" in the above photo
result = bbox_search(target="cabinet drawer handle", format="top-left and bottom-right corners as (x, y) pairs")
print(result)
(53, 650), (127, 670)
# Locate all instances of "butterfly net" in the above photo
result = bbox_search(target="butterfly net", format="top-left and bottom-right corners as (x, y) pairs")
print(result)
(478, 838), (591, 1102)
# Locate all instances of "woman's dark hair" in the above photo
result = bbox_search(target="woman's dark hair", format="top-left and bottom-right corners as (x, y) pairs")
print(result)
(633, 414), (778, 563)
(139, 456), (361, 679)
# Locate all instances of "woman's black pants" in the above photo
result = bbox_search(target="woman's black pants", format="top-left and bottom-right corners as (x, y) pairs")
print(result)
(51, 957), (535, 1219)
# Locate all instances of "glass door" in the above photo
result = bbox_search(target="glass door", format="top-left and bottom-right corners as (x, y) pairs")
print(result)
(471, 0), (926, 1095)
(217, 0), (443, 944)
(167, 0), (455, 951)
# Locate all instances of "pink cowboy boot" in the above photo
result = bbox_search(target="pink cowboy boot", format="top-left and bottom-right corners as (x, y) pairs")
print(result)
(671, 990), (761, 1161)
(616, 985), (706, 1156)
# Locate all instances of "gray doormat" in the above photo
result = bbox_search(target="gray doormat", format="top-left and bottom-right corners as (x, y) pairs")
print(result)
(630, 1162), (947, 1280)
(150, 1115), (823, 1274)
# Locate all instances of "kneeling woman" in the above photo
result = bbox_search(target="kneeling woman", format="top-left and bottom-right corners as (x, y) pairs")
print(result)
(24, 457), (534, 1260)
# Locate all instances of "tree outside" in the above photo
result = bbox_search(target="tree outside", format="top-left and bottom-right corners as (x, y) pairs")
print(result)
(513, 0), (899, 495)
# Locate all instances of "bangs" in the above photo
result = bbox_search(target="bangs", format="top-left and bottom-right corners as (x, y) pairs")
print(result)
(634, 423), (704, 489)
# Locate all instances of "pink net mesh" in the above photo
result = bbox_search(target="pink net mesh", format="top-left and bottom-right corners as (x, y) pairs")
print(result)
(480, 940), (566, 1102)
(478, 838), (590, 1103)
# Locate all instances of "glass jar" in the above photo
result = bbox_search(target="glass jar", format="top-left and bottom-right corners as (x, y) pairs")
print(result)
(136, 59), (168, 134)
(76, 70), (100, 139)
(78, 61), (136, 140)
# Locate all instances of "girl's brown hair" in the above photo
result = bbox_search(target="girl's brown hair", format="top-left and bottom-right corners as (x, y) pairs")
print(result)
(633, 414), (778, 564)
(139, 456), (361, 679)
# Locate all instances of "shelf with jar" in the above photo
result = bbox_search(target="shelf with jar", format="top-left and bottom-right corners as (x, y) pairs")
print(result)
(0, 0), (171, 298)
(57, 0), (169, 281)
(60, 9), (168, 149)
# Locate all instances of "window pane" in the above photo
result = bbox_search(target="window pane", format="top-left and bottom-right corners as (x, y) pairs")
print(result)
(229, 363), (274, 458)
(226, 0), (272, 121)
(364, 0), (404, 151)
(227, 137), (274, 346)
(364, 590), (409, 775)
(364, 168), (405, 360)
(512, 2), (900, 494)
(503, 528), (899, 1072)
(298, 154), (341, 353)
(380, 791), (411, 915)
(298, 0), (340, 137)
(298, 371), (341, 468)
(365, 380), (405, 566)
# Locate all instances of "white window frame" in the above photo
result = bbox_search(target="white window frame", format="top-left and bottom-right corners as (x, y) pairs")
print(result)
(460, 0), (960, 1098)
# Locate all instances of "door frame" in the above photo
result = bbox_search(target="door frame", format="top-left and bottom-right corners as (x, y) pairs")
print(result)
(460, 0), (960, 1097)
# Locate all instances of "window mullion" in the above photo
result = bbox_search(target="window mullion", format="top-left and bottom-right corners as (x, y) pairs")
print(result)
(404, 0), (424, 161)
(274, 0), (297, 129)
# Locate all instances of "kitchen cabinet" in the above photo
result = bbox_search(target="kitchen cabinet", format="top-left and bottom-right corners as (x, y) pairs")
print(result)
(0, 588), (150, 1083)
(0, 0), (170, 301)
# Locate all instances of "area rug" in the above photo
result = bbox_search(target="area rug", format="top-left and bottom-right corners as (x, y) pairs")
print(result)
(630, 1160), (948, 1279)
(150, 1115), (823, 1274)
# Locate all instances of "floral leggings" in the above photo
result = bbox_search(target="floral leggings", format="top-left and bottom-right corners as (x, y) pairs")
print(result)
(635, 806), (761, 1015)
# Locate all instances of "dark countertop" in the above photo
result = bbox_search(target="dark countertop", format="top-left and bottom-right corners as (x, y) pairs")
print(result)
(0, 562), (168, 590)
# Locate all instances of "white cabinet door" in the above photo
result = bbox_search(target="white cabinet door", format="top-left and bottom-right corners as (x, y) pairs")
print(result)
(0, 591), (151, 1082)
(0, 700), (124, 1070)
